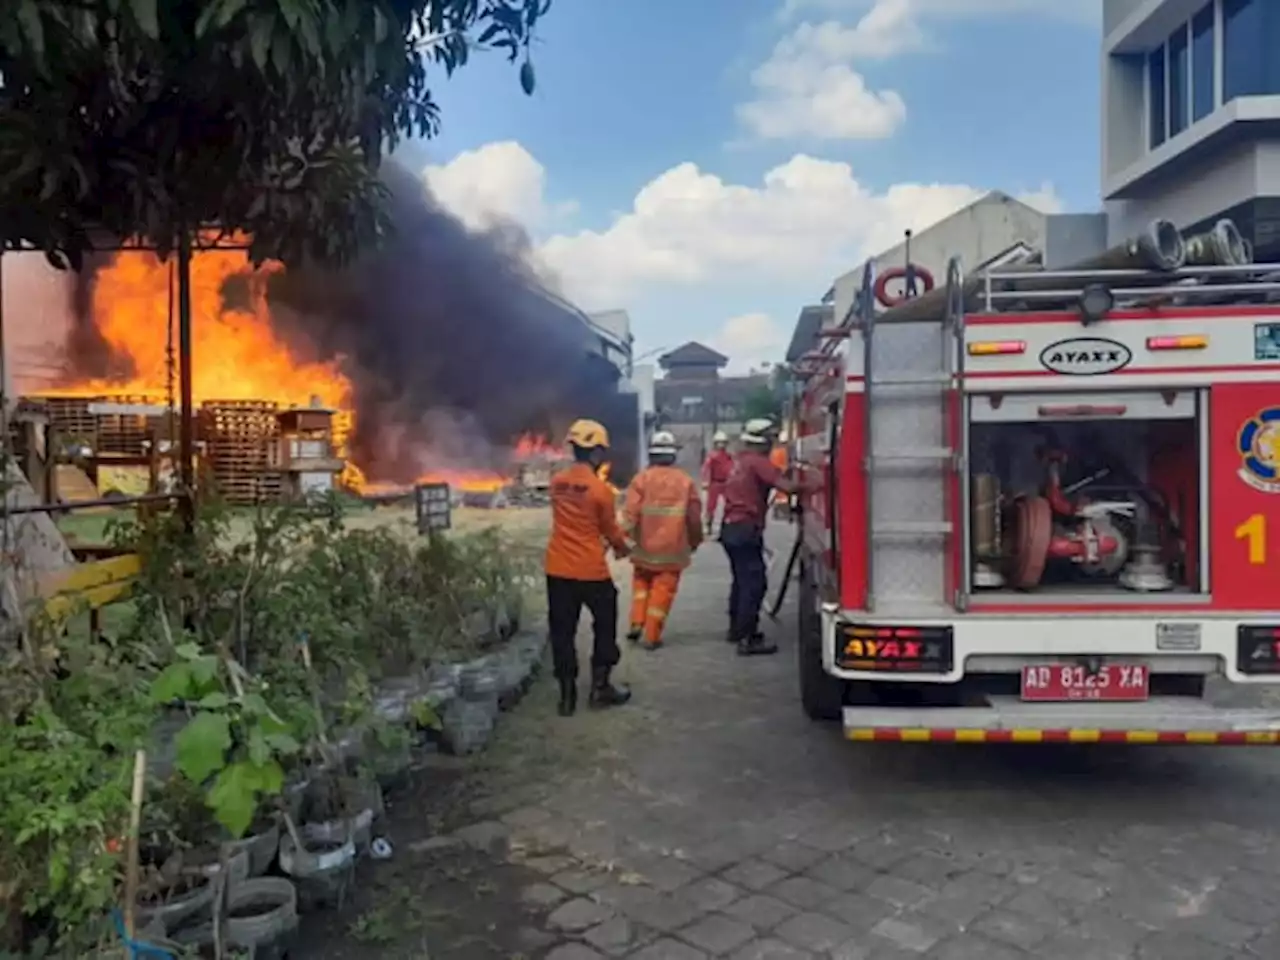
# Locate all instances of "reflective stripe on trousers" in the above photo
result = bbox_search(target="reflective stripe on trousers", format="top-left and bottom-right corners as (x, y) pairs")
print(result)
(629, 568), (682, 644)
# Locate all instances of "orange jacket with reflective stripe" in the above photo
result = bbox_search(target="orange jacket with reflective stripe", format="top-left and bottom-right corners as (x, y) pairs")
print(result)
(769, 446), (789, 503)
(623, 465), (703, 572)
(545, 462), (628, 581)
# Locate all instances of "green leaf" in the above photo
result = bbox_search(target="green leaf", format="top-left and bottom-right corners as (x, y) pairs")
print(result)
(519, 60), (536, 95)
(409, 699), (441, 730)
(216, 0), (250, 30)
(247, 727), (270, 765)
(249, 13), (274, 71)
(174, 713), (232, 784)
(208, 760), (284, 837)
(263, 732), (301, 754)
(130, 0), (159, 38)
(15, 1), (44, 57)
(197, 692), (230, 709)
(189, 655), (220, 688)
(150, 663), (194, 703)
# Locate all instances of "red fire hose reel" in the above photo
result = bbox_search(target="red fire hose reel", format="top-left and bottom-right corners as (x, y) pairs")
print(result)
(1005, 450), (1125, 589)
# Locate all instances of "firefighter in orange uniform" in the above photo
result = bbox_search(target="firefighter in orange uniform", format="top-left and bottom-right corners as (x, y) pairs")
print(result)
(701, 431), (733, 535)
(769, 436), (790, 519)
(544, 419), (632, 717)
(623, 431), (703, 650)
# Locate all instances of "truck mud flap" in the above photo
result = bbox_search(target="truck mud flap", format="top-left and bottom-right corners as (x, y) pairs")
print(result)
(843, 696), (1280, 745)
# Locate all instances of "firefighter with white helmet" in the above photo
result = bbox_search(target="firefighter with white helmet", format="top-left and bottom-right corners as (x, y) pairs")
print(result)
(544, 418), (632, 716)
(622, 431), (704, 649)
(701, 429), (733, 535)
(719, 417), (812, 655)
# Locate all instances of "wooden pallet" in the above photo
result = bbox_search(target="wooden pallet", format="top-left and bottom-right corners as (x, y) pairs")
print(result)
(95, 394), (165, 457)
(28, 395), (97, 445)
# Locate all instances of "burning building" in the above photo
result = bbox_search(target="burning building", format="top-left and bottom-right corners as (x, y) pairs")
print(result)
(6, 162), (639, 503)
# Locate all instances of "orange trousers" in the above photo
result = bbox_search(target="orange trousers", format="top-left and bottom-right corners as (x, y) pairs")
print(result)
(629, 567), (682, 645)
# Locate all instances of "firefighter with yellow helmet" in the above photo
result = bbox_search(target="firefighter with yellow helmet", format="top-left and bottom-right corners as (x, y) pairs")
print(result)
(544, 418), (632, 716)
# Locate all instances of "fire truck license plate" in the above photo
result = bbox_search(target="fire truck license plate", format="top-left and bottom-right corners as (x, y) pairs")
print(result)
(1020, 664), (1149, 702)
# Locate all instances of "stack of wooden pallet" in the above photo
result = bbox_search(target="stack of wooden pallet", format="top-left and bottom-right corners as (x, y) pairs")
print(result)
(199, 400), (281, 504)
(94, 393), (166, 455)
(27, 395), (97, 450)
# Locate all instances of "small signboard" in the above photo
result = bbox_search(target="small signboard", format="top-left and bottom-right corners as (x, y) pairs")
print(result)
(415, 482), (451, 534)
(1255, 322), (1280, 361)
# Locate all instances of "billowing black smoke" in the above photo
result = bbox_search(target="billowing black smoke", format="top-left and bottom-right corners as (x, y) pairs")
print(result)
(265, 161), (638, 482)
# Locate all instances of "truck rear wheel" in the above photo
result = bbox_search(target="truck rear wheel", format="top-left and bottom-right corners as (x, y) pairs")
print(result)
(798, 559), (845, 722)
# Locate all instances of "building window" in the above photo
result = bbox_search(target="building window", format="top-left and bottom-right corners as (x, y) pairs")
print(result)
(1148, 46), (1166, 148)
(1223, 0), (1266, 100)
(1168, 23), (1189, 137)
(1191, 3), (1214, 121)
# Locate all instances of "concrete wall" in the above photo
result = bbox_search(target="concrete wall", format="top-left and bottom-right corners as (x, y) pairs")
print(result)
(1105, 139), (1280, 239)
(1044, 213), (1110, 268)
(829, 194), (1047, 330)
(1104, 0), (1150, 37)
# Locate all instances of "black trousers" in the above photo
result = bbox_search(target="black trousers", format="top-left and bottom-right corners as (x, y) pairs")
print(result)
(720, 522), (766, 642)
(546, 576), (620, 682)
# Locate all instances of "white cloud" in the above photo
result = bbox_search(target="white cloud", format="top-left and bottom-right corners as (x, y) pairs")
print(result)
(740, 0), (916, 140)
(778, 0), (1099, 25)
(424, 144), (1060, 309)
(710, 313), (790, 374)
(743, 0), (1097, 141)
(535, 154), (1060, 308)
(422, 141), (576, 232)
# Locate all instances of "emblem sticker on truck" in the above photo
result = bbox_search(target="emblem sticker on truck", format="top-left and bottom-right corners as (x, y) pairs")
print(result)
(1237, 407), (1280, 494)
(1038, 337), (1132, 376)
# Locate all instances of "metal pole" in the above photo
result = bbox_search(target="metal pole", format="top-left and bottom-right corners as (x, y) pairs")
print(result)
(177, 232), (195, 530)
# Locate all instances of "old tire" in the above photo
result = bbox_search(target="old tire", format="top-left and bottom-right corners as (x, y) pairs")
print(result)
(797, 559), (844, 722)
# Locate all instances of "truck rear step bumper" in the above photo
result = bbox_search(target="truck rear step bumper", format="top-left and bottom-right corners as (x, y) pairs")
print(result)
(843, 697), (1280, 745)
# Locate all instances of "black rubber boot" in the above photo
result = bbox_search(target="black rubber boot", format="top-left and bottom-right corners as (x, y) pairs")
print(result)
(626, 626), (642, 644)
(557, 678), (577, 717)
(737, 632), (778, 657)
(589, 668), (632, 708)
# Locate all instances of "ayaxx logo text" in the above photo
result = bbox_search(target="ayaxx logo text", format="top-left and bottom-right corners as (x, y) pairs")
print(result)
(1038, 337), (1132, 375)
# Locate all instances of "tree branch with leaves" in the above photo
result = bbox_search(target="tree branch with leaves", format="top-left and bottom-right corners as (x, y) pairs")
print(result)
(0, 0), (552, 268)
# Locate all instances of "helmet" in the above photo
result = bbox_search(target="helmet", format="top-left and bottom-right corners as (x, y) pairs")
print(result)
(712, 431), (728, 445)
(741, 418), (775, 444)
(566, 419), (610, 449)
(648, 430), (678, 456)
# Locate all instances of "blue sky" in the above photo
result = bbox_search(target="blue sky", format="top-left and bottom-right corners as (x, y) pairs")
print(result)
(398, 0), (1101, 371)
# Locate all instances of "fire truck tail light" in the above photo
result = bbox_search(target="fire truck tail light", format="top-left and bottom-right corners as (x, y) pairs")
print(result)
(968, 340), (1026, 356)
(1146, 335), (1207, 350)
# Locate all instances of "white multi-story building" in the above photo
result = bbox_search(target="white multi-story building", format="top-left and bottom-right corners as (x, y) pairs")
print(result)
(1103, 0), (1280, 257)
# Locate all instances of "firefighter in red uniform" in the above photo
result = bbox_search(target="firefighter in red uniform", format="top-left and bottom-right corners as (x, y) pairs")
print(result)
(719, 418), (812, 656)
(701, 430), (733, 535)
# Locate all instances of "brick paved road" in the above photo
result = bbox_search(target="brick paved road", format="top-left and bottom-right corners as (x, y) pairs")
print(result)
(435, 527), (1280, 959)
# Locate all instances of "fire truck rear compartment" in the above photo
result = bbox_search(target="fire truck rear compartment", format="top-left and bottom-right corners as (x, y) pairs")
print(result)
(966, 390), (1204, 601)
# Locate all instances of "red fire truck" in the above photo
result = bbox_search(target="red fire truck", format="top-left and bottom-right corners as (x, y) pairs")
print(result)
(793, 232), (1280, 745)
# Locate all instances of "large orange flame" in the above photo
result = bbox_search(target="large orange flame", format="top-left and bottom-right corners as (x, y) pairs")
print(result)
(46, 249), (351, 410)
(43, 247), (557, 495)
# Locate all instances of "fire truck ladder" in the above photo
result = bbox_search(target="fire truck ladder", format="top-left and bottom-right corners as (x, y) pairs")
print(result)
(859, 256), (966, 614)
